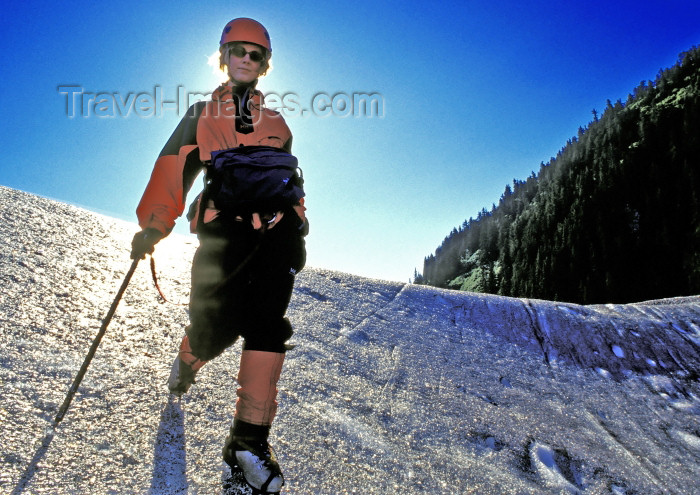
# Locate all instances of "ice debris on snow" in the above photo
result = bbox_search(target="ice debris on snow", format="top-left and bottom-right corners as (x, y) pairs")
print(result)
(611, 345), (625, 358)
(529, 442), (582, 494)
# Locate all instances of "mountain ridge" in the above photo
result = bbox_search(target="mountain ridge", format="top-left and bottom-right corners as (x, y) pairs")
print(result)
(421, 45), (700, 304)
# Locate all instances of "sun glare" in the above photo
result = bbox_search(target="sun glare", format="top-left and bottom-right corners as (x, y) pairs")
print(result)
(207, 50), (229, 85)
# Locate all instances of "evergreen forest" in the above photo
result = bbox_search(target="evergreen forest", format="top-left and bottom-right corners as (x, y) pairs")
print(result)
(417, 46), (700, 304)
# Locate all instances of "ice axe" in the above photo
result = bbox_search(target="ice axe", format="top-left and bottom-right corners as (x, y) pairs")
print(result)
(11, 258), (140, 494)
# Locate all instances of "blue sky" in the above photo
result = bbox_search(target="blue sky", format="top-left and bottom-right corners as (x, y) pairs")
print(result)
(1, 1), (699, 282)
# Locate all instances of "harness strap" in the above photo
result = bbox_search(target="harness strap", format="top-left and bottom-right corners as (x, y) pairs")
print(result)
(149, 256), (187, 305)
(148, 226), (267, 305)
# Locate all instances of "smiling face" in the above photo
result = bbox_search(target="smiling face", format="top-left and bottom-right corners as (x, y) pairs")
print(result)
(224, 42), (266, 85)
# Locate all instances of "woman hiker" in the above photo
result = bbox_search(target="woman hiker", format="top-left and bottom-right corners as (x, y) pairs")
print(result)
(130, 17), (307, 493)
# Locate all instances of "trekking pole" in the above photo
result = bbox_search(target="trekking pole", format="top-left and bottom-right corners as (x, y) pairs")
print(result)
(11, 258), (140, 495)
(54, 257), (140, 424)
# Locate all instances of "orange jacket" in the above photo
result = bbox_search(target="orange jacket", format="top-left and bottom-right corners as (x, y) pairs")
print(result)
(136, 84), (297, 235)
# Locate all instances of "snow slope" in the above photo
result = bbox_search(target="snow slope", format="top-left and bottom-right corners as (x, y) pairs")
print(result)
(1, 185), (699, 495)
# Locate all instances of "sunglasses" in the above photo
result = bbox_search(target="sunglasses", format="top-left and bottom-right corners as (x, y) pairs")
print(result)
(228, 44), (265, 62)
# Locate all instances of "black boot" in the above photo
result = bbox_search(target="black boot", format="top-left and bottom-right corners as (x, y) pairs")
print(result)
(223, 419), (284, 494)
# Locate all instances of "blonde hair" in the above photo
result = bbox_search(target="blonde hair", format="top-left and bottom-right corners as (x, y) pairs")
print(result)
(219, 42), (270, 78)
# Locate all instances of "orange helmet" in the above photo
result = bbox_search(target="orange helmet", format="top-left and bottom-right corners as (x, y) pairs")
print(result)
(220, 18), (271, 53)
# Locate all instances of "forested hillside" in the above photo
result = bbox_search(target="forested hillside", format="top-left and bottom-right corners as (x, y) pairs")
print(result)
(419, 45), (700, 304)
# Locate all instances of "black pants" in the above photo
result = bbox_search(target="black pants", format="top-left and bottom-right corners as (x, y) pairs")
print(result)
(186, 212), (306, 360)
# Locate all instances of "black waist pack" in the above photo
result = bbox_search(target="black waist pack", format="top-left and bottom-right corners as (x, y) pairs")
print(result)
(205, 145), (304, 218)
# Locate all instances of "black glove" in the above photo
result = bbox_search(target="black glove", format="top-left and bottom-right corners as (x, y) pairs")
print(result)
(130, 228), (164, 259)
